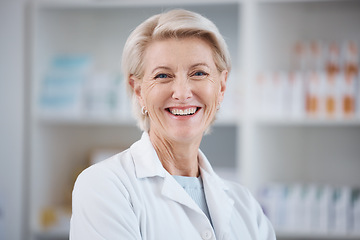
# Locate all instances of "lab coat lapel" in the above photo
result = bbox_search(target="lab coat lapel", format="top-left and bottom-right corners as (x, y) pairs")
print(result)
(161, 174), (203, 214)
(199, 151), (235, 240)
(131, 132), (203, 214)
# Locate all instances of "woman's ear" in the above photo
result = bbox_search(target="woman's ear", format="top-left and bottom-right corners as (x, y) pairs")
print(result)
(129, 75), (145, 106)
(218, 70), (228, 103)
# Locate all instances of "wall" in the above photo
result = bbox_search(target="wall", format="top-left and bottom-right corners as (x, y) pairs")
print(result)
(0, 0), (25, 239)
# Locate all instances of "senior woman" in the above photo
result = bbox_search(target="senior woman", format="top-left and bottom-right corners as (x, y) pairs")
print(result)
(70, 9), (276, 240)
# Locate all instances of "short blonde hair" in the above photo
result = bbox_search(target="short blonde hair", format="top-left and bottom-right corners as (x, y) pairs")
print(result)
(122, 9), (231, 131)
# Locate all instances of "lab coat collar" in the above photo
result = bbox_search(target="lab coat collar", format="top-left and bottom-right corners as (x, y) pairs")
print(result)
(130, 132), (167, 179)
(130, 132), (204, 214)
(130, 131), (230, 187)
(130, 132), (235, 238)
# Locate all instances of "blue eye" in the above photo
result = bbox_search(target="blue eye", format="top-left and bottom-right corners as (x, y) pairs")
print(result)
(194, 71), (206, 76)
(156, 73), (168, 79)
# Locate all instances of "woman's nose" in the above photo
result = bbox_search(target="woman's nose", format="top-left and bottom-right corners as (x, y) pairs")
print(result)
(171, 76), (193, 101)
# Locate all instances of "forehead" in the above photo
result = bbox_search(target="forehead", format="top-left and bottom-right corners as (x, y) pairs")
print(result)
(143, 38), (216, 71)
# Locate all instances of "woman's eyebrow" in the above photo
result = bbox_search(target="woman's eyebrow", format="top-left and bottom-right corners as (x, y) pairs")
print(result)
(190, 63), (210, 69)
(151, 66), (172, 74)
(151, 63), (210, 74)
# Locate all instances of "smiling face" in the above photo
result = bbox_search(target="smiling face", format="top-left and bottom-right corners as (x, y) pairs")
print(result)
(132, 37), (227, 143)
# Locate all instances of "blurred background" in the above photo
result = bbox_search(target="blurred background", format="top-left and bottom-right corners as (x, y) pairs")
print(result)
(1, 0), (360, 240)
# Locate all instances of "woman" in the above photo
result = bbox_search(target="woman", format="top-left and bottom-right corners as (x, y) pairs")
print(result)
(70, 9), (276, 240)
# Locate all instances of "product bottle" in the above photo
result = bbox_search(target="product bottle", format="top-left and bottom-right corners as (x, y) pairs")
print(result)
(289, 72), (305, 118)
(343, 74), (356, 117)
(343, 40), (359, 76)
(326, 42), (341, 76)
(307, 72), (323, 117)
(325, 73), (337, 118)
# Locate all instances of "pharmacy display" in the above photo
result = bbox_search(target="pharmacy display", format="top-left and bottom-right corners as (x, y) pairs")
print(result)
(38, 55), (130, 119)
(257, 183), (360, 235)
(255, 40), (359, 119)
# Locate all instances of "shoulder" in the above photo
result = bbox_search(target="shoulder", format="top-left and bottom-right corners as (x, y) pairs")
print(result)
(73, 149), (135, 199)
(222, 179), (263, 211)
(71, 150), (144, 239)
(77, 149), (132, 179)
(224, 180), (253, 197)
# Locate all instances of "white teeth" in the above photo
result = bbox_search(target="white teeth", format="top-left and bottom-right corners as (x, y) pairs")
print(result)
(170, 107), (197, 116)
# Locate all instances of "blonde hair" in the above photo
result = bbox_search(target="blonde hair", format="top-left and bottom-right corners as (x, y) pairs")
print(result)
(121, 9), (231, 131)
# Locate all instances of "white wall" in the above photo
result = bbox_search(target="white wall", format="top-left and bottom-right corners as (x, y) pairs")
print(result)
(0, 0), (25, 239)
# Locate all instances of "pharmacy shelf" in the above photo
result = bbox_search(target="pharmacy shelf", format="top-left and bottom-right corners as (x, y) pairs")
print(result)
(254, 117), (360, 126)
(276, 231), (360, 240)
(36, 115), (240, 127)
(36, 232), (68, 240)
(257, 0), (353, 2)
(37, 115), (136, 126)
(35, 231), (69, 240)
(26, 0), (360, 239)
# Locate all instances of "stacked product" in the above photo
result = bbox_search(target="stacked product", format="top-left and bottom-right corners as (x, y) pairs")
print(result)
(255, 40), (359, 119)
(38, 55), (130, 119)
(257, 183), (360, 235)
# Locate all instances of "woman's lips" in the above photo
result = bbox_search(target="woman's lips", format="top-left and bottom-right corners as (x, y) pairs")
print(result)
(166, 107), (201, 116)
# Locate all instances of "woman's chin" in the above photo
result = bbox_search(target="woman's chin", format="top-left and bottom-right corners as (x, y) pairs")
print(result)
(166, 126), (204, 143)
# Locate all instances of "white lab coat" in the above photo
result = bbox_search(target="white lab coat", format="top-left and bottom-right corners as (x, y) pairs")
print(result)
(70, 132), (276, 240)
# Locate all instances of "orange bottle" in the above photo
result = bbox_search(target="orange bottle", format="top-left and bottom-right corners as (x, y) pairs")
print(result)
(343, 74), (355, 117)
(343, 40), (359, 76)
(326, 43), (340, 76)
(325, 73), (337, 118)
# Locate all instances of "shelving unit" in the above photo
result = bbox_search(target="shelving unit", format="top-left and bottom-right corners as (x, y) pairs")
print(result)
(26, 0), (360, 239)
(276, 231), (360, 240)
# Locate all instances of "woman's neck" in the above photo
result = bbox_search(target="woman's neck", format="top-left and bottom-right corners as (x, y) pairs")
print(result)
(149, 130), (202, 177)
